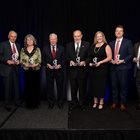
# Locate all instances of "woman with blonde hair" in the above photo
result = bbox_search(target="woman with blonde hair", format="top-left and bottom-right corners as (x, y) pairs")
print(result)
(89, 31), (112, 109)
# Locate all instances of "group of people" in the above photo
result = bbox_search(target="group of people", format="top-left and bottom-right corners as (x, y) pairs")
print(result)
(0, 25), (140, 112)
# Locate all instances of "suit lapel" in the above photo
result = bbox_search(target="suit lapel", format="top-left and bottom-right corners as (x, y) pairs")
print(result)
(118, 38), (126, 55)
(48, 45), (53, 59)
(56, 45), (59, 59)
(7, 41), (13, 55)
(79, 41), (85, 56)
(72, 42), (76, 56)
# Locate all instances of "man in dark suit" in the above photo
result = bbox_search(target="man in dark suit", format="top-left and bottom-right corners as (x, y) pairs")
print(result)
(133, 42), (140, 110)
(109, 25), (133, 111)
(66, 30), (90, 110)
(0, 30), (21, 111)
(42, 33), (65, 109)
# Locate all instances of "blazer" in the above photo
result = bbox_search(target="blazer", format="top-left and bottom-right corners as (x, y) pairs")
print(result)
(66, 41), (90, 79)
(20, 47), (41, 71)
(0, 41), (21, 77)
(109, 38), (133, 71)
(42, 44), (65, 68)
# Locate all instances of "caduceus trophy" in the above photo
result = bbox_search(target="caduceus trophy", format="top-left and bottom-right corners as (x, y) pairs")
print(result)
(28, 57), (34, 66)
(93, 57), (97, 65)
(12, 53), (18, 64)
(116, 54), (120, 62)
(76, 56), (80, 66)
(53, 59), (57, 69)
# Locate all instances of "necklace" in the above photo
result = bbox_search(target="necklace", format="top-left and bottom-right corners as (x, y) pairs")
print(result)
(94, 46), (101, 53)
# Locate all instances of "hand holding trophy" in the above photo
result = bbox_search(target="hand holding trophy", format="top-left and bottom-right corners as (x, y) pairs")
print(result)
(28, 57), (34, 66)
(12, 53), (18, 64)
(89, 57), (97, 67)
(76, 56), (80, 66)
(53, 59), (57, 69)
(116, 54), (120, 62)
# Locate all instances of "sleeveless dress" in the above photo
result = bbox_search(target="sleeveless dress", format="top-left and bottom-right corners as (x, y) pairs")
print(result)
(90, 43), (109, 98)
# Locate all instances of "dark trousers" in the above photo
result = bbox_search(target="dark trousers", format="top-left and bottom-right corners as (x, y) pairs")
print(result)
(3, 67), (20, 106)
(24, 69), (40, 108)
(110, 69), (128, 104)
(136, 70), (140, 102)
(70, 78), (86, 106)
(46, 70), (63, 104)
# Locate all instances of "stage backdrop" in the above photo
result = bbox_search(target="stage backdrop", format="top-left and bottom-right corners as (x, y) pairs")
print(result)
(0, 0), (139, 101)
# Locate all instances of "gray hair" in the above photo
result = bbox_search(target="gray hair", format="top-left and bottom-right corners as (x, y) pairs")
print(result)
(8, 30), (17, 37)
(24, 34), (37, 47)
(49, 33), (58, 39)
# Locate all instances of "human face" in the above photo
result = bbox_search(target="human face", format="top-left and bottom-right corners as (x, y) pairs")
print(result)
(96, 33), (103, 43)
(73, 31), (82, 43)
(49, 35), (57, 46)
(115, 27), (124, 39)
(8, 32), (17, 43)
(27, 37), (34, 46)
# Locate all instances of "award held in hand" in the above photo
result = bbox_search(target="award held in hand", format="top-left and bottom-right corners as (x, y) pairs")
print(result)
(93, 57), (97, 65)
(116, 54), (120, 62)
(76, 56), (80, 66)
(53, 59), (57, 69)
(12, 53), (18, 63)
(28, 57), (34, 65)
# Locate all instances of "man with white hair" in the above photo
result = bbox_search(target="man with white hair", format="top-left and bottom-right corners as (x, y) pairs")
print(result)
(42, 33), (65, 109)
(0, 30), (21, 111)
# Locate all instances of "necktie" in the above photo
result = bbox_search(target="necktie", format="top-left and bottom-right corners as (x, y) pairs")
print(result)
(114, 40), (120, 60)
(52, 46), (56, 59)
(76, 43), (80, 56)
(12, 43), (16, 54)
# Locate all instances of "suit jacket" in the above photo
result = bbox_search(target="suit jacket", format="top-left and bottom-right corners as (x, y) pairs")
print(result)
(0, 41), (21, 77)
(66, 41), (90, 79)
(42, 44), (65, 69)
(109, 38), (133, 71)
(133, 42), (140, 77)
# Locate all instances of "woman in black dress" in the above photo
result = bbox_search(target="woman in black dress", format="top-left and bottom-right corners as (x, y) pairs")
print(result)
(89, 31), (112, 109)
(20, 34), (41, 108)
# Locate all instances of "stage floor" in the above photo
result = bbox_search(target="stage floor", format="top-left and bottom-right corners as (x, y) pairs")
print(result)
(0, 101), (140, 130)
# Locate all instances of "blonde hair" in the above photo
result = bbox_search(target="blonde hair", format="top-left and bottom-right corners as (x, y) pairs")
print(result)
(24, 34), (37, 47)
(93, 31), (107, 44)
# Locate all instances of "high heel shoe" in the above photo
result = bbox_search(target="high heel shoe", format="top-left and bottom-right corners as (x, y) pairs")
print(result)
(98, 104), (103, 110)
(93, 103), (98, 108)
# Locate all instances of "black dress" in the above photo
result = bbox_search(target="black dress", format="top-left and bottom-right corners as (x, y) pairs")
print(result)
(23, 48), (40, 108)
(89, 43), (109, 98)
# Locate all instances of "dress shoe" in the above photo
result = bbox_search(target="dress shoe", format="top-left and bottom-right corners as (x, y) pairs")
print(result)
(57, 102), (63, 109)
(136, 103), (140, 110)
(79, 105), (86, 111)
(48, 103), (54, 109)
(111, 103), (117, 110)
(4, 105), (12, 112)
(120, 104), (126, 111)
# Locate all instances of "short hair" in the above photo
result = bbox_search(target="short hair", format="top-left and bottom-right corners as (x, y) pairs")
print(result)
(49, 33), (58, 39)
(94, 31), (107, 44)
(115, 25), (124, 31)
(8, 30), (17, 37)
(73, 30), (82, 36)
(24, 34), (37, 47)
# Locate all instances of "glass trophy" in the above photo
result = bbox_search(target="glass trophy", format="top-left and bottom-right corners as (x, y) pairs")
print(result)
(53, 59), (57, 69)
(12, 53), (18, 63)
(28, 57), (34, 65)
(76, 56), (80, 65)
(116, 54), (120, 62)
(93, 57), (97, 65)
